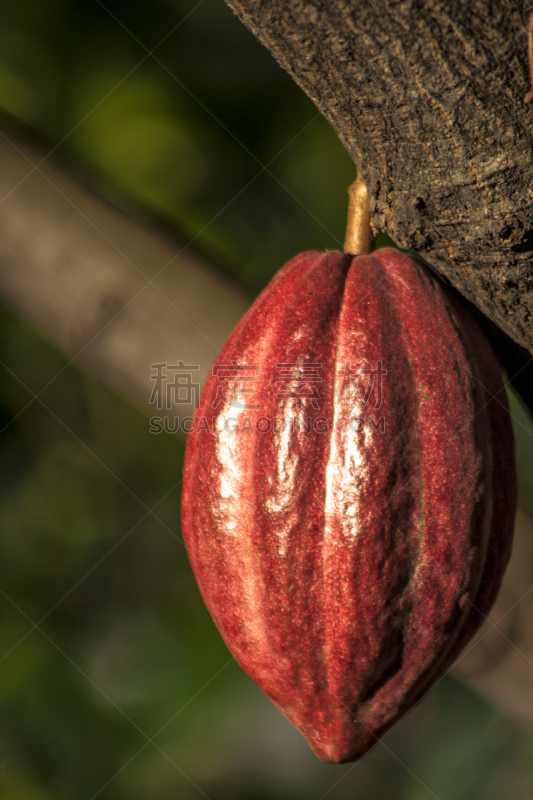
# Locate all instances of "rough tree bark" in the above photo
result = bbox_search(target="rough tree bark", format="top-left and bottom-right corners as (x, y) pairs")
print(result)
(223, 0), (533, 416)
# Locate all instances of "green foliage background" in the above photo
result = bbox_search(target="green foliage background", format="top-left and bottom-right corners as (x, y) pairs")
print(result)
(0, 1), (533, 798)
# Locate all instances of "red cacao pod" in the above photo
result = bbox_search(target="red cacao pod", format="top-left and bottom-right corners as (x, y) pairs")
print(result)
(181, 247), (516, 763)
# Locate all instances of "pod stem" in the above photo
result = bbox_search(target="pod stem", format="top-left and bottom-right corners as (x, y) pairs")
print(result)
(344, 177), (373, 256)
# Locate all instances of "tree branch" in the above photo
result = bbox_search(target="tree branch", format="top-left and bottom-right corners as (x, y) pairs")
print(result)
(0, 124), (251, 421)
(223, 0), (533, 404)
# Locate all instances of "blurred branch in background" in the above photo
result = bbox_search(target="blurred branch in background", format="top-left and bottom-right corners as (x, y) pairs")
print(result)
(0, 124), (251, 421)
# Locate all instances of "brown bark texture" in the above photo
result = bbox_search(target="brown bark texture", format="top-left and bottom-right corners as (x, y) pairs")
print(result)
(222, 0), (533, 414)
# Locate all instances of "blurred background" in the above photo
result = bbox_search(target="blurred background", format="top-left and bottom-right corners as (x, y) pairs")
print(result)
(1, 0), (533, 798)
